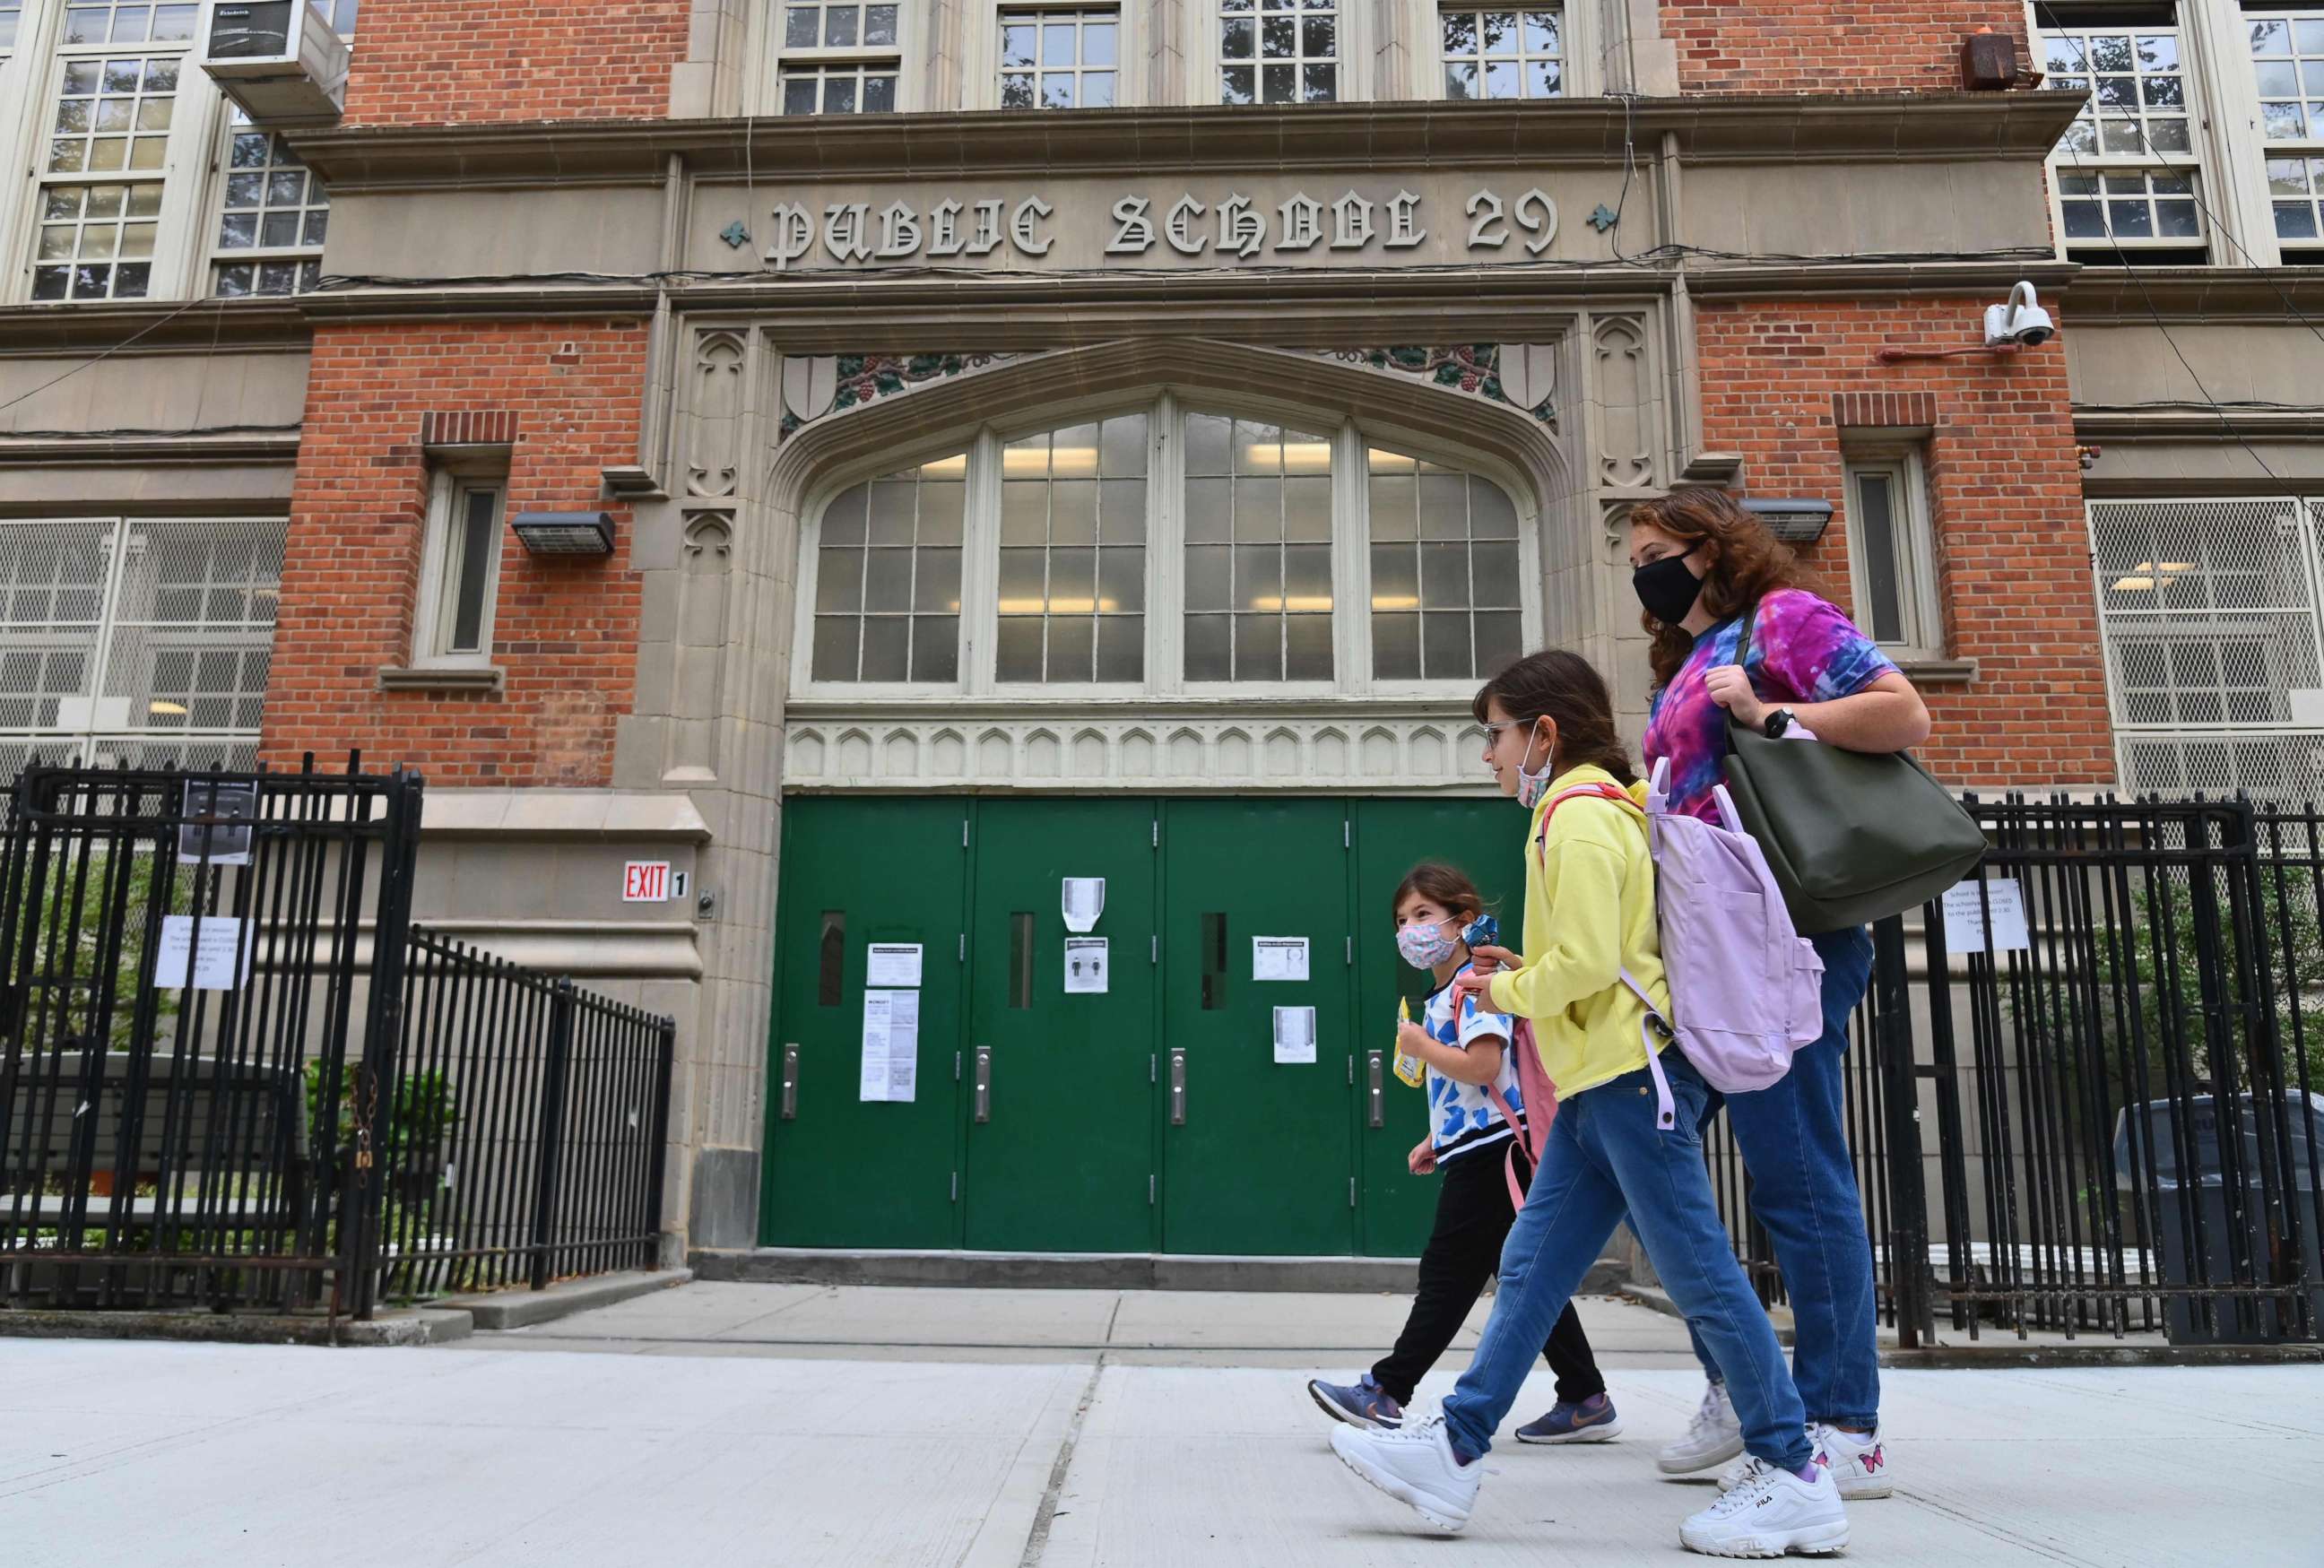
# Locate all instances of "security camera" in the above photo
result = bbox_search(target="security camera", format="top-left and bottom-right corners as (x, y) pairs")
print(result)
(1983, 282), (2055, 349)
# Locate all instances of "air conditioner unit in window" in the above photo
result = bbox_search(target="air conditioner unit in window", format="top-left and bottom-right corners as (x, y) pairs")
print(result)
(202, 2), (350, 127)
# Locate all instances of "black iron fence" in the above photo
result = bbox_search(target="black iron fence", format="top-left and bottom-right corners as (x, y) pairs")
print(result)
(0, 761), (675, 1321)
(1711, 795), (2323, 1347)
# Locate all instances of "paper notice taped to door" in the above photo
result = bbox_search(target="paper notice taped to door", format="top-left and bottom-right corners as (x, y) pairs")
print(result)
(1253, 937), (1310, 983)
(860, 988), (921, 1101)
(1273, 1006), (1318, 1064)
(1064, 937), (1109, 994)
(866, 943), (924, 988)
(1941, 877), (2031, 956)
(1063, 878), (1106, 933)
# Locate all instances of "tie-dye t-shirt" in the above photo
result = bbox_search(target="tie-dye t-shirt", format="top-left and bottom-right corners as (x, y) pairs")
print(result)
(1643, 588), (1898, 822)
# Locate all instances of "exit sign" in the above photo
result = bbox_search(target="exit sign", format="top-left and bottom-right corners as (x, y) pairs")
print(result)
(624, 862), (669, 902)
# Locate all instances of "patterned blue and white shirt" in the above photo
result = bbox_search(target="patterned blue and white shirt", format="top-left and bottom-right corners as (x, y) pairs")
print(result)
(1424, 963), (1525, 1164)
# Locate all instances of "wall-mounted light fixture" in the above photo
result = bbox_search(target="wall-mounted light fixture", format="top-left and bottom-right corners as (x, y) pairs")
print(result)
(1740, 498), (1834, 544)
(509, 511), (614, 556)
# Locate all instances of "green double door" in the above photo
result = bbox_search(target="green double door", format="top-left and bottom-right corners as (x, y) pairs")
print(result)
(762, 794), (1524, 1257)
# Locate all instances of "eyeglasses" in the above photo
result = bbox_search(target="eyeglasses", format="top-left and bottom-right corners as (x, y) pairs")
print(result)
(1476, 718), (1527, 741)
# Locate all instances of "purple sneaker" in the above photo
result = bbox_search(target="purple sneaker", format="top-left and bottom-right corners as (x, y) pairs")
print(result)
(1307, 1373), (1403, 1432)
(1514, 1393), (1622, 1444)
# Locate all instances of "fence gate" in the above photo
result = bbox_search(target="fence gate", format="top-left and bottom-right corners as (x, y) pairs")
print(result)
(2088, 498), (2324, 805)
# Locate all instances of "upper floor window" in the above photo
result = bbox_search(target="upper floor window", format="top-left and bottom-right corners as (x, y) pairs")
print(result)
(1001, 6), (1119, 108)
(2250, 13), (2324, 251)
(1441, 7), (1563, 100)
(2041, 17), (2207, 259)
(781, 1), (901, 113)
(60, 1), (198, 47)
(412, 468), (508, 668)
(308, 0), (359, 37)
(1220, 0), (1337, 106)
(800, 394), (1536, 697)
(1842, 450), (1944, 662)
(211, 114), (329, 297)
(35, 55), (180, 300)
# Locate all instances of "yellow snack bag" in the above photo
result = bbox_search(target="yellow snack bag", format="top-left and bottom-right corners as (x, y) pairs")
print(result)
(1392, 995), (1425, 1087)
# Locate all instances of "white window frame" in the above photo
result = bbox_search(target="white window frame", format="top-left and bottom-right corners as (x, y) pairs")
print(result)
(1434, 4), (1568, 101)
(790, 387), (1543, 702)
(756, 0), (922, 115)
(2034, 9), (2212, 256)
(412, 467), (508, 670)
(2244, 8), (2324, 253)
(0, 515), (286, 774)
(1841, 448), (1945, 663)
(969, 1), (1136, 112)
(205, 109), (329, 299)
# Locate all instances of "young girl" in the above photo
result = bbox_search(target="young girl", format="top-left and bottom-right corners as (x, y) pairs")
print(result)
(1328, 650), (1849, 1558)
(1305, 862), (1617, 1445)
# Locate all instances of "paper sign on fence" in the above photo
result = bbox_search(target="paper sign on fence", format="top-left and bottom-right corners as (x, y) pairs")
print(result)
(152, 914), (252, 991)
(1941, 877), (2032, 955)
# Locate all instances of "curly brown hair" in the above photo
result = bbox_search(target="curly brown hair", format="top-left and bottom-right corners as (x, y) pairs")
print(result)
(1628, 490), (1809, 689)
(1390, 862), (1485, 924)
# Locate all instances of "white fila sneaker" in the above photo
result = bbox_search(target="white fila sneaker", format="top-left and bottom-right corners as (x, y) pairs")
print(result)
(1679, 1460), (1850, 1558)
(1329, 1410), (1481, 1533)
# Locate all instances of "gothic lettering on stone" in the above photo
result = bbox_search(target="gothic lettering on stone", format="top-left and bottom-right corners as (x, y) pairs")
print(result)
(760, 187), (1566, 268)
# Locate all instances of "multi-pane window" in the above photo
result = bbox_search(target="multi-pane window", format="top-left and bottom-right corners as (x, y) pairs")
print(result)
(1366, 449), (1522, 681)
(997, 418), (1146, 683)
(801, 398), (1534, 694)
(308, 0), (360, 36)
(2042, 24), (2205, 254)
(811, 455), (966, 682)
(61, 1), (198, 46)
(0, 519), (285, 783)
(34, 182), (163, 300)
(1183, 413), (1335, 682)
(779, 1), (901, 113)
(48, 55), (178, 174)
(1219, 0), (1337, 106)
(1441, 7), (1563, 100)
(1001, 7), (1118, 109)
(212, 118), (328, 297)
(2251, 14), (2324, 247)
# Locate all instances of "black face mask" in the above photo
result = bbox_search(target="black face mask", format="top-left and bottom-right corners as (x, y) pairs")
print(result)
(1633, 550), (1704, 625)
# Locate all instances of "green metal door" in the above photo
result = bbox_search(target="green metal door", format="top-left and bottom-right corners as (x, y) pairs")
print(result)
(761, 797), (967, 1248)
(1351, 797), (1528, 1257)
(963, 799), (1158, 1252)
(1159, 798), (1356, 1255)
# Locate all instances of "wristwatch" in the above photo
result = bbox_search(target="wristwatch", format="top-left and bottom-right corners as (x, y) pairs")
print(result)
(1763, 707), (1797, 740)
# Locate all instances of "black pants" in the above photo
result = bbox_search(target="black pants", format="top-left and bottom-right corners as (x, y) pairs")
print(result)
(1371, 1139), (1607, 1408)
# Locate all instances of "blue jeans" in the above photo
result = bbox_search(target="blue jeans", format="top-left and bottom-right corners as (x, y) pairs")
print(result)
(1687, 923), (1881, 1429)
(1443, 1050), (1813, 1472)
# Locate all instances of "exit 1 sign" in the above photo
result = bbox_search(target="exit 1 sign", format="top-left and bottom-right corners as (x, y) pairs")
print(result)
(623, 862), (690, 903)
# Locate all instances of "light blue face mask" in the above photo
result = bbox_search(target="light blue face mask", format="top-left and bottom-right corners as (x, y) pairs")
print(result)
(1396, 920), (1459, 971)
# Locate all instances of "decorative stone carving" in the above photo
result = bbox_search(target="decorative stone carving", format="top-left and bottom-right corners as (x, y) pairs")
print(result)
(776, 351), (1019, 440)
(686, 333), (746, 498)
(1318, 345), (1557, 427)
(1591, 316), (1655, 488)
(783, 710), (1485, 791)
(665, 514), (733, 782)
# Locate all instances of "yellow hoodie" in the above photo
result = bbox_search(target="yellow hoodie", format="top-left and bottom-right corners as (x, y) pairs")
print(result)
(1485, 763), (1673, 1099)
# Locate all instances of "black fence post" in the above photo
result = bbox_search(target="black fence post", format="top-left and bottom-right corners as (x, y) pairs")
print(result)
(1872, 914), (1934, 1349)
(646, 1017), (677, 1270)
(343, 769), (424, 1321)
(529, 978), (577, 1291)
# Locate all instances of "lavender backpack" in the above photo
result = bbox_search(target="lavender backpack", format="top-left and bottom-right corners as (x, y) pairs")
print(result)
(1491, 767), (1825, 1152)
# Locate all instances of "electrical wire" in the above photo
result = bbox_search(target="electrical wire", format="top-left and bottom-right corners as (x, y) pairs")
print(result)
(0, 295), (218, 418)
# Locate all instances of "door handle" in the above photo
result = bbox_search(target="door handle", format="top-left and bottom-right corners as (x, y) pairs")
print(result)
(781, 1044), (799, 1121)
(1169, 1047), (1187, 1126)
(1366, 1050), (1384, 1129)
(974, 1045), (993, 1123)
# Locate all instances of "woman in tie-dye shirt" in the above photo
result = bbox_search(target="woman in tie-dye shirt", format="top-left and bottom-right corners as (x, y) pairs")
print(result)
(1625, 488), (1931, 1502)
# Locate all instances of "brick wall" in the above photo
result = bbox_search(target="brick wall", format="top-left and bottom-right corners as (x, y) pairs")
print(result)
(1662, 5), (2027, 94)
(1694, 297), (2113, 789)
(341, 1), (689, 126)
(264, 323), (648, 785)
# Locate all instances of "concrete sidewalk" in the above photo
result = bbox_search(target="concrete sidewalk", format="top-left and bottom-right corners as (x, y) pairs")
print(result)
(4, 1282), (2320, 1566)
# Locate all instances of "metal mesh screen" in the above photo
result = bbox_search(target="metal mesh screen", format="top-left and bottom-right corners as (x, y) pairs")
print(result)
(2089, 498), (2324, 807)
(0, 518), (283, 787)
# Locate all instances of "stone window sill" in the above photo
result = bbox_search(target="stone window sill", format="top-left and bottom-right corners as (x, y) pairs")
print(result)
(378, 665), (505, 694)
(1895, 658), (1978, 686)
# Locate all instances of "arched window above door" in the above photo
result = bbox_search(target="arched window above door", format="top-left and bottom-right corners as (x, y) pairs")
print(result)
(798, 392), (1538, 699)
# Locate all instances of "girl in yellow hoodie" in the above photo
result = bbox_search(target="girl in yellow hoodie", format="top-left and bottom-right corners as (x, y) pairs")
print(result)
(1329, 651), (1847, 1560)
